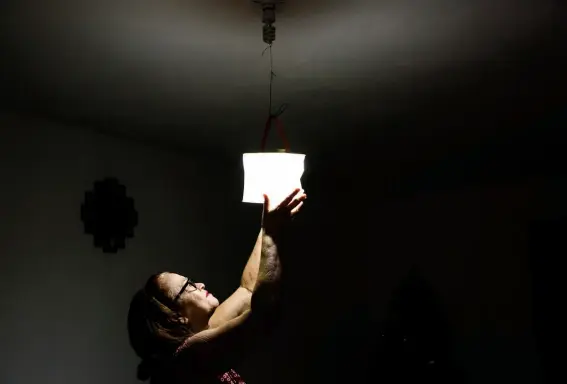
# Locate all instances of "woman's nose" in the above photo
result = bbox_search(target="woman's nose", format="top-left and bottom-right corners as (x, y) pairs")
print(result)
(197, 283), (205, 290)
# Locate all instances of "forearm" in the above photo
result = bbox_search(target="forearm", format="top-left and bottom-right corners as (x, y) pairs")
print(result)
(257, 233), (282, 285)
(251, 232), (283, 311)
(240, 229), (262, 292)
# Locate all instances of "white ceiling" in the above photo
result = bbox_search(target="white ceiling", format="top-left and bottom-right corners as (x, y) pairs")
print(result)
(0, 0), (563, 155)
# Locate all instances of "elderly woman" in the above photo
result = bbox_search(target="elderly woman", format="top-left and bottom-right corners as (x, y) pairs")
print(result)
(127, 188), (307, 383)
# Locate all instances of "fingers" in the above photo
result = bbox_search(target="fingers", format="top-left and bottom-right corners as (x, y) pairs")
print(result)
(290, 201), (304, 215)
(279, 188), (301, 208)
(287, 193), (307, 210)
(263, 194), (270, 213)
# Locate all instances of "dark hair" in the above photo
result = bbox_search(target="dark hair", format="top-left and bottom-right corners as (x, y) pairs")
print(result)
(127, 273), (194, 381)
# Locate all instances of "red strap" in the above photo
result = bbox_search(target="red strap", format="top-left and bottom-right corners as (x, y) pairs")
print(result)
(260, 115), (290, 152)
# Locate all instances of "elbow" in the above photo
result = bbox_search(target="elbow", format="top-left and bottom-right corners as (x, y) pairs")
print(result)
(240, 277), (255, 294)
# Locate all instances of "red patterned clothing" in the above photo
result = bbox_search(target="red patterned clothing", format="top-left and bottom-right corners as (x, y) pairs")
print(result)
(158, 340), (247, 384)
(217, 369), (245, 383)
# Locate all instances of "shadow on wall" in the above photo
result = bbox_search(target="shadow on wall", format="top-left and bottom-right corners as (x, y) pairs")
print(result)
(307, 266), (464, 384)
(372, 267), (464, 383)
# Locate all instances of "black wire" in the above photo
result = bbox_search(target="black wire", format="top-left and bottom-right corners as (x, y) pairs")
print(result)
(262, 43), (288, 119)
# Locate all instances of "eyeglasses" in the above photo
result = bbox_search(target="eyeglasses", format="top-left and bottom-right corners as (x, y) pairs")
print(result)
(173, 278), (198, 303)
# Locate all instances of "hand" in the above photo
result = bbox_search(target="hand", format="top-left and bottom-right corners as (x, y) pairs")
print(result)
(262, 188), (307, 236)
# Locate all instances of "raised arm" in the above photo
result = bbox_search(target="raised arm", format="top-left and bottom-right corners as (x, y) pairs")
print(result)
(240, 229), (263, 293)
(209, 190), (304, 328)
(180, 189), (306, 371)
(207, 229), (262, 328)
(252, 189), (305, 310)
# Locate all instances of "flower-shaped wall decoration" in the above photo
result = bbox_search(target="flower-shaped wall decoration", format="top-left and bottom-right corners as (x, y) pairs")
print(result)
(81, 177), (138, 253)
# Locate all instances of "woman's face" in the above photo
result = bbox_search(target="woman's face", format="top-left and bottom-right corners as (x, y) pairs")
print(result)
(157, 272), (220, 330)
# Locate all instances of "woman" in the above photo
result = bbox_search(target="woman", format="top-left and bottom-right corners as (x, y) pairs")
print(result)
(127, 188), (307, 383)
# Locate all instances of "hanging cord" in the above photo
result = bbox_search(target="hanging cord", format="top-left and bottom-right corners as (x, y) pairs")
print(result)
(256, 0), (290, 152)
(260, 44), (290, 152)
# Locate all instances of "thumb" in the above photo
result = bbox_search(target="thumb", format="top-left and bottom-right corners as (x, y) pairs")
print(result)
(263, 194), (270, 213)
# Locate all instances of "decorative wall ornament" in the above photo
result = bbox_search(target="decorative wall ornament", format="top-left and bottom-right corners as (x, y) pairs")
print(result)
(81, 177), (138, 253)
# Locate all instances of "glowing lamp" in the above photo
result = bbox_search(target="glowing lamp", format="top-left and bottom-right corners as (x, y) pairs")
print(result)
(243, 2), (304, 205)
(242, 152), (305, 205)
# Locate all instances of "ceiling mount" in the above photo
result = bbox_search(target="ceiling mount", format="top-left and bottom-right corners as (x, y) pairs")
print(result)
(253, 0), (285, 44)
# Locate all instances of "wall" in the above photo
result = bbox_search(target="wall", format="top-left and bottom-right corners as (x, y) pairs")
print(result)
(275, 156), (546, 384)
(371, 186), (539, 383)
(0, 112), (251, 384)
(0, 111), (558, 384)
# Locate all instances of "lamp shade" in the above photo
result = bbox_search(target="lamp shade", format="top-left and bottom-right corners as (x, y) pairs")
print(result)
(242, 152), (305, 205)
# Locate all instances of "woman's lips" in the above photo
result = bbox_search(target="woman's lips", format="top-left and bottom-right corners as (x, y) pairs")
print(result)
(205, 291), (210, 297)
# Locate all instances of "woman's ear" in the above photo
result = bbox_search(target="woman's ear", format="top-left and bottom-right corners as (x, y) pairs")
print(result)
(176, 316), (196, 333)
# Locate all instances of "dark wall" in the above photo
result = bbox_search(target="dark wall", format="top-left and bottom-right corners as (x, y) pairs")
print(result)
(209, 111), (566, 384)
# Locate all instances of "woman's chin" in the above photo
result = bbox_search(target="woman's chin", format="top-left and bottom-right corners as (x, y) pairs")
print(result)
(208, 296), (220, 307)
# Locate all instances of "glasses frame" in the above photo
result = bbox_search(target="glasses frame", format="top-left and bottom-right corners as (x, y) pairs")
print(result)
(173, 278), (198, 303)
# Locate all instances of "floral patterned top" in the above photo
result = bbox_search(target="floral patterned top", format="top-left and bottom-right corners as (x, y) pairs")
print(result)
(171, 339), (246, 384)
(216, 369), (246, 384)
